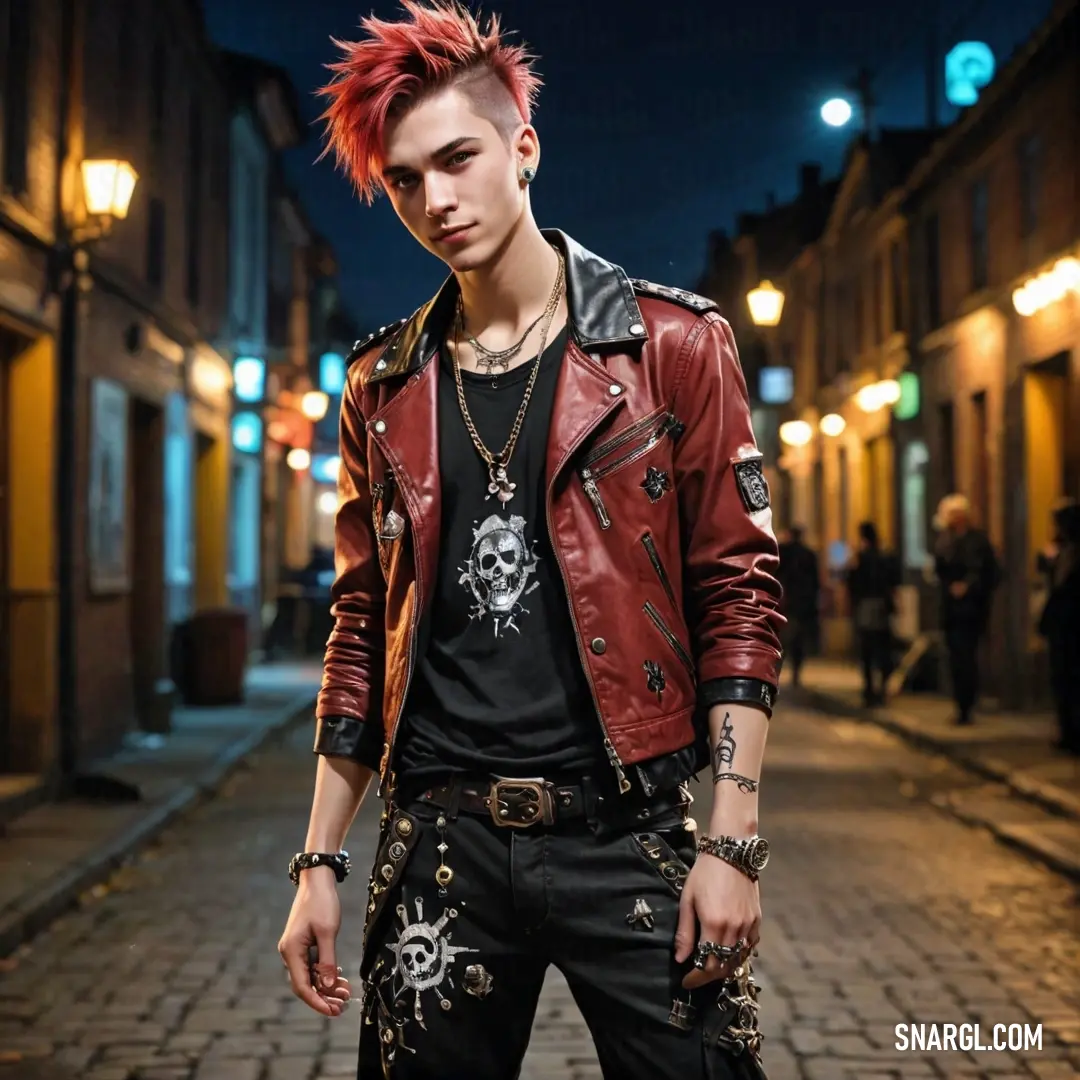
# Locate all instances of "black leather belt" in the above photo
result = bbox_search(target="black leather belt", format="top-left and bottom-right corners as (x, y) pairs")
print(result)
(416, 774), (683, 829)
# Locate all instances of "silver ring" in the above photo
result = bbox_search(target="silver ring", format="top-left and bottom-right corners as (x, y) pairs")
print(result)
(692, 939), (746, 969)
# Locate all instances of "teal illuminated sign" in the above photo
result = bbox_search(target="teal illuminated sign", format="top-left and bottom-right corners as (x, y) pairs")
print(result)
(945, 42), (995, 107)
(893, 372), (920, 421)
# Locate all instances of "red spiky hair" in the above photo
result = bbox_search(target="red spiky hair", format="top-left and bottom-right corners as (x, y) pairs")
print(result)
(317, 1), (542, 204)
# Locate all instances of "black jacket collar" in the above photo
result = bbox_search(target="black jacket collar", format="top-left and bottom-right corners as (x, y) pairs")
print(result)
(367, 229), (646, 383)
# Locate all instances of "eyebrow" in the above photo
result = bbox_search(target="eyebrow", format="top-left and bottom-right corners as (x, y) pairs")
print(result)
(382, 136), (478, 180)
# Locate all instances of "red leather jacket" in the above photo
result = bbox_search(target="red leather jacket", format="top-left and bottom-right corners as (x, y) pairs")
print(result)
(315, 230), (784, 797)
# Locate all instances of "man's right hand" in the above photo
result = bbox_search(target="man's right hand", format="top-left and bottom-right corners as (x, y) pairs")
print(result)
(278, 868), (352, 1016)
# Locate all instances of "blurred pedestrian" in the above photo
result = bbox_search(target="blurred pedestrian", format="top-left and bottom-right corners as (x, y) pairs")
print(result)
(932, 494), (1001, 726)
(777, 525), (820, 687)
(845, 522), (900, 707)
(1037, 499), (1080, 754)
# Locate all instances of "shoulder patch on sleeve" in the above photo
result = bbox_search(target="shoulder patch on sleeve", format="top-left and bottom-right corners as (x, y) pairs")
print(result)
(732, 457), (770, 513)
(628, 278), (719, 314)
(346, 318), (408, 365)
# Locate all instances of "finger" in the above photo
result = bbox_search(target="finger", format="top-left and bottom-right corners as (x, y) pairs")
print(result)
(324, 979), (352, 1003)
(280, 940), (333, 1016)
(680, 920), (727, 988)
(310, 935), (340, 993)
(682, 923), (752, 989)
(673, 893), (697, 964)
(681, 953), (724, 990)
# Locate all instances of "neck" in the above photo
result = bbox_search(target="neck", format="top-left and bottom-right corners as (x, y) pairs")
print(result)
(455, 216), (559, 333)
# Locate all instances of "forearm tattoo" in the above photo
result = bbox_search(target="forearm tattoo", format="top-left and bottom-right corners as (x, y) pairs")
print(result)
(713, 772), (759, 793)
(712, 713), (736, 778)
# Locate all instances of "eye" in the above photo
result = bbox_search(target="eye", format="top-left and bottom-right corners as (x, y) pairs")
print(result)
(447, 150), (475, 167)
(390, 174), (418, 192)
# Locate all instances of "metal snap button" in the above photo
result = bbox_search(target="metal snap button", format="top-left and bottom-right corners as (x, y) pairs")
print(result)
(375, 358), (387, 371)
(629, 322), (645, 335)
(373, 420), (387, 433)
(608, 384), (622, 396)
(590, 637), (607, 654)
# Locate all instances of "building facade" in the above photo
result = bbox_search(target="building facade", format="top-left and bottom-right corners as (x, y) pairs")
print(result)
(779, 131), (935, 653)
(758, 0), (1078, 700)
(0, 0), (65, 783)
(218, 53), (305, 645)
(74, 0), (233, 758)
(904, 0), (1079, 706)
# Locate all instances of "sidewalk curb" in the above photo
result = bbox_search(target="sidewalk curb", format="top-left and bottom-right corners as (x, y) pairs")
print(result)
(930, 791), (1080, 883)
(0, 689), (317, 960)
(799, 687), (1080, 821)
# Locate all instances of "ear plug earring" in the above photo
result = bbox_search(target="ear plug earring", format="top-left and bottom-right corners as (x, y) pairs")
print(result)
(520, 165), (536, 183)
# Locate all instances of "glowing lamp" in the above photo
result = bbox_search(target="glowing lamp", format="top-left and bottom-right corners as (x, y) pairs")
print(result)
(779, 420), (813, 447)
(877, 379), (901, 406)
(1012, 257), (1080, 317)
(317, 491), (339, 515)
(820, 413), (846, 437)
(81, 159), (138, 219)
(286, 448), (311, 471)
(853, 379), (901, 412)
(747, 281), (785, 327)
(301, 391), (330, 421)
(821, 98), (853, 127)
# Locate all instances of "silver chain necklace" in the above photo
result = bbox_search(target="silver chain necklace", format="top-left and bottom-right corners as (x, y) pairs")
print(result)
(450, 249), (566, 504)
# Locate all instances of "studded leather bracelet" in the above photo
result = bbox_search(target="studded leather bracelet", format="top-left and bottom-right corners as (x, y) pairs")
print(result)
(288, 850), (351, 887)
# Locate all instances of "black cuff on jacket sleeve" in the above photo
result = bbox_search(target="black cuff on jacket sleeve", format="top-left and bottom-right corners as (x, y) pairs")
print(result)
(698, 677), (776, 718)
(313, 715), (384, 772)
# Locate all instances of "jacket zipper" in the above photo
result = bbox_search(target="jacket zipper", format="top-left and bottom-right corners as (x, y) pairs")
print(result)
(548, 396), (632, 794)
(579, 413), (676, 529)
(643, 601), (695, 679)
(640, 532), (676, 606)
(580, 409), (669, 469)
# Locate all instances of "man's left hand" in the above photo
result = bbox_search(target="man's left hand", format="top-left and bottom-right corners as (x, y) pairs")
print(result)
(674, 853), (760, 989)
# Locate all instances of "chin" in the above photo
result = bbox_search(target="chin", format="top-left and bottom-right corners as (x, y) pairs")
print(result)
(438, 235), (495, 274)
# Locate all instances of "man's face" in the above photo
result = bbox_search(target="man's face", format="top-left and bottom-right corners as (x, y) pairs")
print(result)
(381, 86), (532, 272)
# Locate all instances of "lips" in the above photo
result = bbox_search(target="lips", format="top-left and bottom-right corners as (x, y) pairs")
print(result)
(434, 225), (474, 243)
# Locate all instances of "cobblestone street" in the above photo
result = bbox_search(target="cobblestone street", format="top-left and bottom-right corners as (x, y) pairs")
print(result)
(1, 703), (1077, 1080)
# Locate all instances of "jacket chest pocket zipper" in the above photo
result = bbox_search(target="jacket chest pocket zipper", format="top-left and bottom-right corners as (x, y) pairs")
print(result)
(643, 600), (695, 680)
(579, 412), (676, 529)
(641, 532), (676, 606)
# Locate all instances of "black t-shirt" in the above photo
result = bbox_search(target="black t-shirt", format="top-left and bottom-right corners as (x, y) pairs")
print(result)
(396, 325), (606, 785)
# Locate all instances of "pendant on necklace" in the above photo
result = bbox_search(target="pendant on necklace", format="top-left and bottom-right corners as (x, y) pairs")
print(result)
(486, 463), (516, 504)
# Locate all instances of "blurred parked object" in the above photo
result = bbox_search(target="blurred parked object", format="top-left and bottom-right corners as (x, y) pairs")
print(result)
(175, 609), (249, 706)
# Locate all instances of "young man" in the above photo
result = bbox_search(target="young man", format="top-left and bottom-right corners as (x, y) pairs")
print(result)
(278, 4), (784, 1077)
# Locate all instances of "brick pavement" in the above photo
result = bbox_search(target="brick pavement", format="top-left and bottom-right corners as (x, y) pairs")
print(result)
(794, 659), (1080, 881)
(0, 662), (322, 959)
(0, 703), (1078, 1079)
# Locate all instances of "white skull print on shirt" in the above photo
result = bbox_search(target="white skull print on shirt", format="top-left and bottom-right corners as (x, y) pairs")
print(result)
(458, 512), (541, 636)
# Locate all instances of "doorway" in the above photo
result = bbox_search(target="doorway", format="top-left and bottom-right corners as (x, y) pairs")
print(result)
(1024, 354), (1069, 570)
(129, 398), (168, 731)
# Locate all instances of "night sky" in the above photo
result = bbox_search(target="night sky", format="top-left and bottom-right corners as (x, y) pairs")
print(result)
(205, 0), (1051, 330)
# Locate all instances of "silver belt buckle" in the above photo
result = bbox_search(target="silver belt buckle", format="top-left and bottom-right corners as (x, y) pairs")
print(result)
(486, 778), (554, 828)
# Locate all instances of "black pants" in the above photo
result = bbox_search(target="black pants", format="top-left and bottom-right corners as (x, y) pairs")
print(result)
(945, 626), (981, 720)
(783, 617), (809, 685)
(858, 629), (892, 704)
(1048, 633), (1080, 751)
(356, 785), (766, 1080)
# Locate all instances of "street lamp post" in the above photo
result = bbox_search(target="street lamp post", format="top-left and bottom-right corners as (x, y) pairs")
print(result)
(54, 158), (138, 783)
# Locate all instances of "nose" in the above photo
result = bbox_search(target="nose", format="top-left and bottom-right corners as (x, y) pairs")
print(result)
(424, 172), (458, 219)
